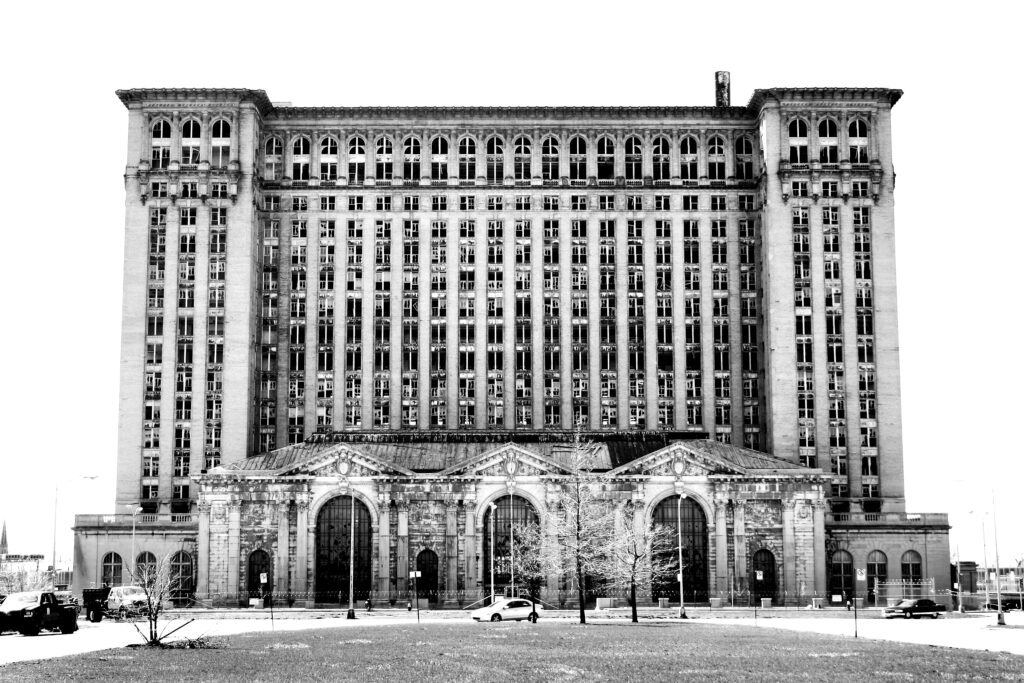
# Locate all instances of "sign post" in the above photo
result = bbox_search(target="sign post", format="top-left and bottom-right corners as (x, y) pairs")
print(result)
(855, 568), (867, 638)
(260, 572), (273, 631)
(410, 571), (421, 624)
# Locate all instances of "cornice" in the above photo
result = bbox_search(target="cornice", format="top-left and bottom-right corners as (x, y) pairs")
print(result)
(116, 88), (273, 115)
(266, 105), (756, 124)
(748, 87), (903, 111)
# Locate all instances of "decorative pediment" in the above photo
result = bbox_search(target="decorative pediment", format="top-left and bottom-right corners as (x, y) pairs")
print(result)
(436, 443), (569, 478)
(606, 443), (747, 478)
(277, 444), (415, 478)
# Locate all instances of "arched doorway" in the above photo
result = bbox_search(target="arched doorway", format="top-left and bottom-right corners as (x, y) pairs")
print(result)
(651, 495), (709, 603)
(482, 494), (539, 598)
(247, 549), (272, 600)
(829, 550), (854, 603)
(751, 549), (777, 603)
(867, 550), (888, 605)
(416, 549), (439, 604)
(170, 551), (195, 607)
(315, 495), (372, 604)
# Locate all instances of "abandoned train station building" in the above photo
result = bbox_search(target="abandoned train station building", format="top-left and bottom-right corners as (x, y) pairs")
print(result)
(73, 74), (949, 607)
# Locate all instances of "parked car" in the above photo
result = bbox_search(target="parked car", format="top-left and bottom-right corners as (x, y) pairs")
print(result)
(105, 586), (150, 619)
(0, 591), (78, 636)
(53, 590), (81, 616)
(985, 596), (1022, 611)
(883, 598), (947, 619)
(471, 598), (541, 622)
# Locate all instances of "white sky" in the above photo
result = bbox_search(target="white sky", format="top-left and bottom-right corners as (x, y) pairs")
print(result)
(1, 0), (1021, 573)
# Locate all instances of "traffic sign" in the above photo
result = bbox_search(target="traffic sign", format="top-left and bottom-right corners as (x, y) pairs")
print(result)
(856, 568), (866, 582)
(260, 572), (268, 584)
(755, 570), (763, 581)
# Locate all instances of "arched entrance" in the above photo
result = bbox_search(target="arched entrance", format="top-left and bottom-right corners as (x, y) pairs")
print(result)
(751, 549), (777, 603)
(482, 494), (539, 598)
(829, 550), (854, 603)
(315, 495), (372, 604)
(247, 549), (272, 599)
(651, 495), (709, 603)
(415, 549), (439, 604)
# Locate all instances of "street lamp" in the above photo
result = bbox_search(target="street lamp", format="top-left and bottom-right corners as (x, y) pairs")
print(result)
(991, 492), (1005, 626)
(489, 503), (497, 605)
(347, 493), (356, 620)
(130, 506), (143, 582)
(676, 493), (687, 619)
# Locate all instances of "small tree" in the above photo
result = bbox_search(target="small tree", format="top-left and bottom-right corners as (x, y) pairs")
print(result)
(511, 520), (546, 619)
(536, 432), (616, 624)
(598, 506), (677, 623)
(129, 554), (188, 645)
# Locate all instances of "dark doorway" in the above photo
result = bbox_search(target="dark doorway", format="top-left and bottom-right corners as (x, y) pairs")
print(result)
(247, 549), (272, 600)
(315, 495), (372, 604)
(416, 549), (439, 604)
(481, 494), (539, 596)
(751, 549), (777, 603)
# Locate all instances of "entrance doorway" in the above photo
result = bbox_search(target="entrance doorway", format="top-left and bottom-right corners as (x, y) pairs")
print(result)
(416, 549), (439, 604)
(751, 549), (777, 603)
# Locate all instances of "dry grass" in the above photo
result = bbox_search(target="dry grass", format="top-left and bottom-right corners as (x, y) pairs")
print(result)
(1, 621), (1022, 681)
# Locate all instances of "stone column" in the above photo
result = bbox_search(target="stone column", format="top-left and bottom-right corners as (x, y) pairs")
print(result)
(782, 500), (797, 603)
(445, 502), (458, 599)
(197, 502), (211, 602)
(463, 503), (476, 594)
(812, 500), (827, 596)
(377, 502), (391, 595)
(396, 502), (409, 595)
(715, 501), (729, 594)
(276, 501), (289, 597)
(295, 498), (309, 601)
(733, 501), (747, 589)
(226, 501), (241, 603)
(545, 501), (560, 596)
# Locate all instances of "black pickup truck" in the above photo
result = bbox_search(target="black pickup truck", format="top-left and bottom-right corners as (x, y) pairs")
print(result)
(0, 591), (79, 635)
(883, 598), (947, 619)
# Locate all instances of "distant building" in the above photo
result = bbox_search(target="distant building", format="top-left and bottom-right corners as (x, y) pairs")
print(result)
(74, 74), (949, 606)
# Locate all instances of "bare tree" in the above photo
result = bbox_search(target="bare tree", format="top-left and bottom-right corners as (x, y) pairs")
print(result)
(128, 555), (191, 645)
(0, 568), (48, 594)
(511, 520), (545, 620)
(597, 506), (677, 623)
(536, 433), (616, 624)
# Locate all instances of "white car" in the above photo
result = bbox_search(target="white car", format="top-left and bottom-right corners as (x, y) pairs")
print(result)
(107, 586), (149, 618)
(471, 598), (541, 622)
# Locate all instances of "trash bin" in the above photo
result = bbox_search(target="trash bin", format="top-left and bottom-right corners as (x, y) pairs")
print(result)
(249, 598), (264, 609)
(710, 598), (723, 608)
(854, 598), (865, 609)
(760, 598), (772, 609)
(658, 598), (670, 609)
(811, 598), (824, 608)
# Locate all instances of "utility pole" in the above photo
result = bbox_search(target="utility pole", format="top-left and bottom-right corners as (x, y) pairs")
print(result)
(993, 492), (1004, 626)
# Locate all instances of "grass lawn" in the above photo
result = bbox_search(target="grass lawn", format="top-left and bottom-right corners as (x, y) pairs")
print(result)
(2, 621), (1022, 682)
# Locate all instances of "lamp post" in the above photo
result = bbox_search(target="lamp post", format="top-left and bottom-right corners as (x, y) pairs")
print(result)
(509, 492), (515, 597)
(677, 493), (687, 619)
(347, 493), (356, 620)
(489, 503), (496, 605)
(992, 492), (1005, 626)
(130, 506), (143, 582)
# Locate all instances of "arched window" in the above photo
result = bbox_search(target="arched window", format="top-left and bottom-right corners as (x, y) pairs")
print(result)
(652, 136), (670, 182)
(457, 136), (476, 181)
(849, 119), (869, 163)
(486, 136), (504, 184)
(315, 495), (372, 603)
(170, 551), (194, 606)
(568, 135), (587, 182)
(291, 136), (310, 180)
(264, 137), (283, 180)
(707, 135), (726, 181)
(596, 136), (615, 181)
(135, 551), (157, 583)
(829, 549), (854, 599)
(818, 119), (839, 164)
(900, 550), (922, 582)
(211, 120), (231, 167)
(319, 136), (338, 181)
(680, 136), (698, 182)
(651, 495), (709, 602)
(247, 548), (272, 596)
(430, 136), (449, 181)
(403, 136), (421, 181)
(513, 136), (531, 181)
(348, 136), (366, 185)
(101, 552), (123, 587)
(482, 495), (539, 591)
(867, 550), (888, 604)
(151, 121), (171, 169)
(735, 135), (754, 180)
(375, 136), (394, 181)
(541, 136), (559, 182)
(752, 548), (777, 602)
(788, 119), (808, 164)
(623, 136), (642, 182)
(181, 120), (201, 166)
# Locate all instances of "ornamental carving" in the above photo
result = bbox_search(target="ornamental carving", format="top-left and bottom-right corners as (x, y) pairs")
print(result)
(744, 500), (782, 528)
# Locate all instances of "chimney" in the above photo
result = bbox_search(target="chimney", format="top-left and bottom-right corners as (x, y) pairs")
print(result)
(715, 71), (731, 107)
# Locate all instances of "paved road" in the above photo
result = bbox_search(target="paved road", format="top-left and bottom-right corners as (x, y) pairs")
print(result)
(1, 610), (1021, 667)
